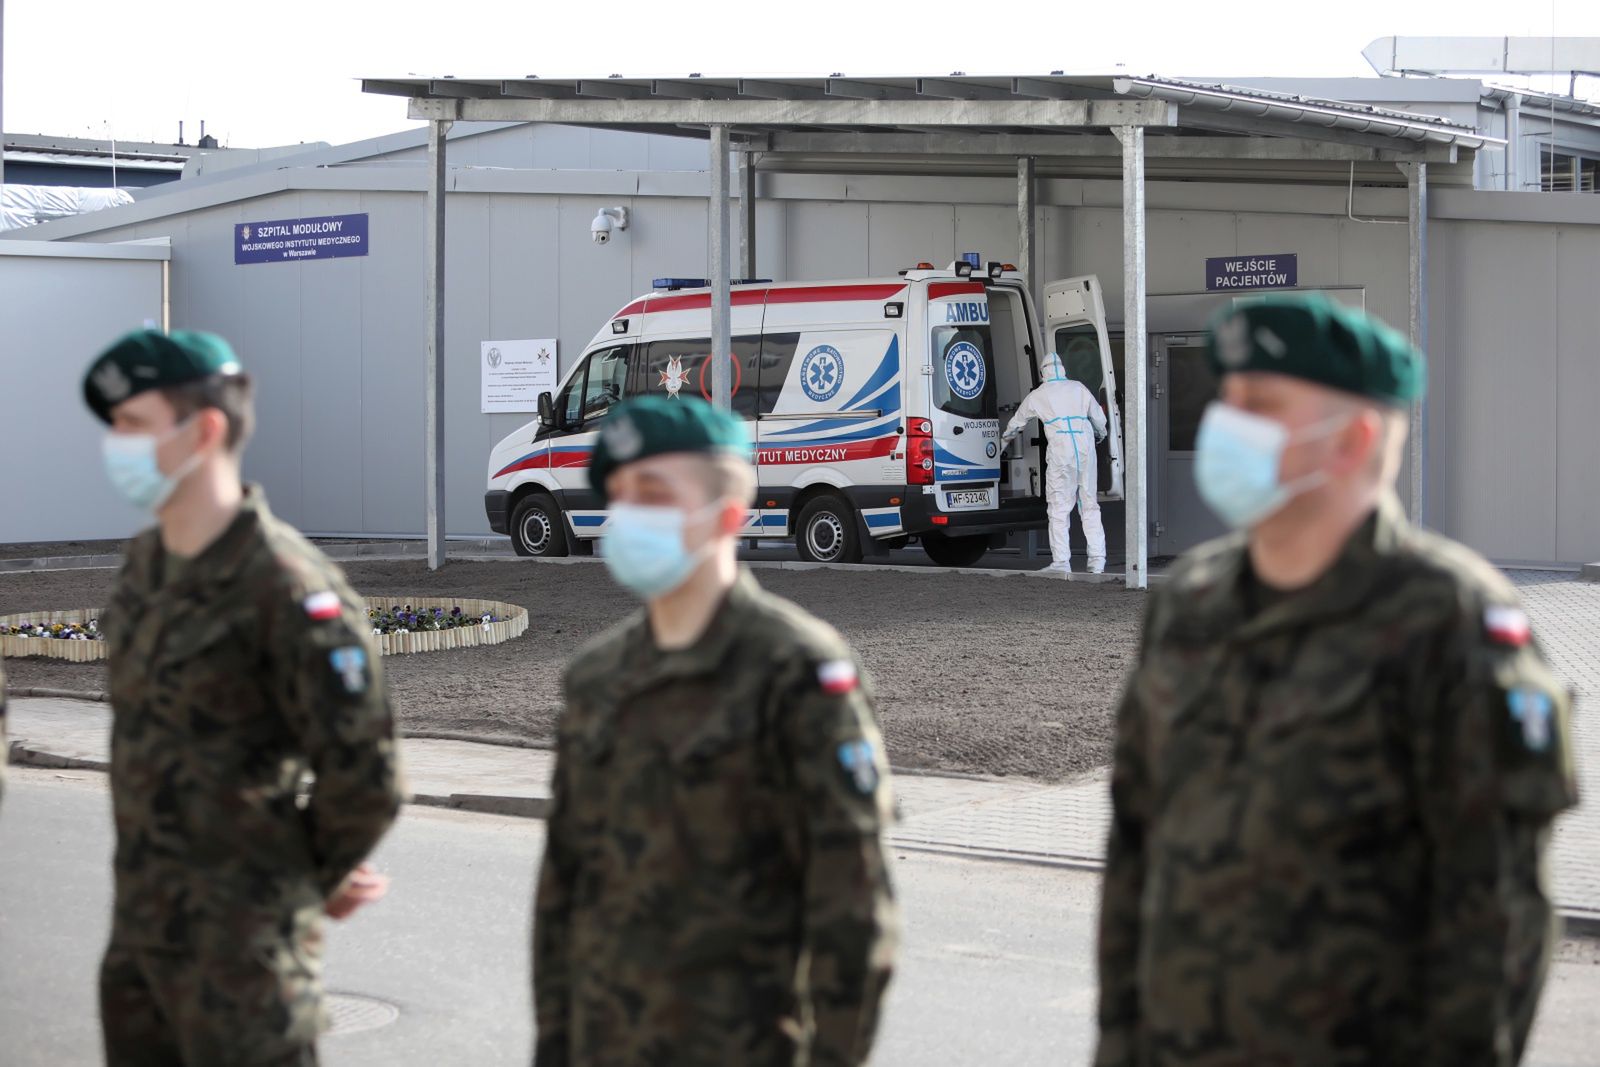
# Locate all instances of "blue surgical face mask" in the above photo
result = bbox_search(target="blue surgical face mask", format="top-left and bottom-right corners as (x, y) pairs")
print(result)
(101, 420), (202, 513)
(600, 500), (726, 600)
(1193, 402), (1348, 529)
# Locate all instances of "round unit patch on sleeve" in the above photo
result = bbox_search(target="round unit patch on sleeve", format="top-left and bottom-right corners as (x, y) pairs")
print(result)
(303, 590), (343, 621)
(817, 659), (859, 696)
(1484, 605), (1531, 647)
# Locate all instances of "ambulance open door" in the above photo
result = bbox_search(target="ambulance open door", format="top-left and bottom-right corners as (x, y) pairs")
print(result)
(1043, 276), (1124, 501)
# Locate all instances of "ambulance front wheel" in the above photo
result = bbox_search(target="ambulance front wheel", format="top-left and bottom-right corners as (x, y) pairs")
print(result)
(922, 531), (989, 568)
(795, 494), (863, 565)
(510, 494), (570, 557)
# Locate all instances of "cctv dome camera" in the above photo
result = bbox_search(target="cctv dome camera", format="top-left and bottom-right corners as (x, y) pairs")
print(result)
(591, 206), (628, 245)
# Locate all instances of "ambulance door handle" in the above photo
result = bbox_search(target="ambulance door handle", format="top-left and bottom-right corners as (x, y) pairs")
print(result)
(952, 426), (964, 435)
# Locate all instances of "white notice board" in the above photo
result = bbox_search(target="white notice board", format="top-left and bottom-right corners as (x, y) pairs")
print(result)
(481, 338), (558, 413)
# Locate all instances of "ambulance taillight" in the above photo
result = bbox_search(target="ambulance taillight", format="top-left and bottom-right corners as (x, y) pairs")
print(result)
(907, 418), (934, 485)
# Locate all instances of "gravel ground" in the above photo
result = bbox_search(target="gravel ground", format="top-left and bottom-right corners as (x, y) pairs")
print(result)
(0, 560), (1145, 781)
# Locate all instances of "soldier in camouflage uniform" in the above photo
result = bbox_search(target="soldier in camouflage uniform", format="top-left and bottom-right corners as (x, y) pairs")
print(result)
(534, 396), (898, 1066)
(1, 659), (7, 803)
(1096, 295), (1577, 1067)
(83, 330), (404, 1066)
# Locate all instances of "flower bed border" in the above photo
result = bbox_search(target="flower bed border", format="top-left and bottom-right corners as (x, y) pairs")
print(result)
(366, 596), (528, 656)
(0, 597), (528, 661)
(0, 609), (104, 662)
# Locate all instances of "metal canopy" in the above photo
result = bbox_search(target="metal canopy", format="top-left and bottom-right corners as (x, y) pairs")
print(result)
(363, 72), (1469, 581)
(363, 73), (1492, 158)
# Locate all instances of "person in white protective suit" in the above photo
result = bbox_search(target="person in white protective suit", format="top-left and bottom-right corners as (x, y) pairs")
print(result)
(1001, 352), (1109, 573)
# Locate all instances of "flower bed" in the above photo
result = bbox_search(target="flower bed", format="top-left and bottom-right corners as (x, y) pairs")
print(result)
(0, 597), (527, 661)
(0, 609), (105, 661)
(363, 597), (528, 656)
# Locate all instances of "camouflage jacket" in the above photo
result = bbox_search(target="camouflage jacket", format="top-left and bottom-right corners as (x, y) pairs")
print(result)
(1096, 494), (1578, 1067)
(1, 659), (7, 803)
(104, 487), (403, 950)
(534, 570), (898, 1067)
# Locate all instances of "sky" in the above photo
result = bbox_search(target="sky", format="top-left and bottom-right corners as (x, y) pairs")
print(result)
(5, 0), (1600, 149)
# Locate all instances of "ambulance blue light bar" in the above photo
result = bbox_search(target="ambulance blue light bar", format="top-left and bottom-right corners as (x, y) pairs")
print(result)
(652, 277), (774, 290)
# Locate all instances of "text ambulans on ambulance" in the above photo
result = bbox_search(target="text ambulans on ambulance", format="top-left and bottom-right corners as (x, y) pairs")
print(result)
(485, 263), (1121, 567)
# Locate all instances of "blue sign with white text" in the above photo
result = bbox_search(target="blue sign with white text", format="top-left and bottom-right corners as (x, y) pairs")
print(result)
(235, 213), (369, 265)
(1205, 253), (1297, 291)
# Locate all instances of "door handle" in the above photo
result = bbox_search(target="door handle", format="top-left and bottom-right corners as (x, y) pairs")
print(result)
(953, 426), (964, 435)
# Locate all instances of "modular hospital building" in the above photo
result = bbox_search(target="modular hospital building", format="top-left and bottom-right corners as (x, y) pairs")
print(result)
(4, 64), (1599, 570)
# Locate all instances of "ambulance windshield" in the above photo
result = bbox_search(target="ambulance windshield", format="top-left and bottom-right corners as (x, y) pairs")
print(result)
(931, 324), (997, 419)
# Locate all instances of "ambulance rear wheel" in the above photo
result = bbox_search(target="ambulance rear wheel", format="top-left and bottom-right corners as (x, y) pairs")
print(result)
(922, 531), (989, 568)
(510, 495), (570, 557)
(796, 494), (862, 565)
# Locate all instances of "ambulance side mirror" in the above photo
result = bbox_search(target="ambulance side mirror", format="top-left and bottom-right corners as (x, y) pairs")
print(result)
(538, 391), (556, 429)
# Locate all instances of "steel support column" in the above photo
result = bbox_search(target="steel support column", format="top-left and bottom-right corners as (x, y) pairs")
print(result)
(1017, 155), (1043, 561)
(1116, 126), (1149, 590)
(709, 125), (732, 411)
(424, 119), (451, 570)
(739, 150), (757, 281)
(1404, 160), (1429, 526)
(1017, 156), (1038, 324)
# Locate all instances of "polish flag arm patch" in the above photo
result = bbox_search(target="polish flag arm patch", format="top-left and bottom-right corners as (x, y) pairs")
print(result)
(1484, 605), (1531, 647)
(303, 590), (344, 621)
(817, 659), (859, 696)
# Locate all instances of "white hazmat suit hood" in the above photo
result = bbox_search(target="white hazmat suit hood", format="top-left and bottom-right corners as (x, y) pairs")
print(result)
(1001, 352), (1109, 572)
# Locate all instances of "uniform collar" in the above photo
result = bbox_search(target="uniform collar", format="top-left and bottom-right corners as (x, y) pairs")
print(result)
(1183, 493), (1411, 643)
(629, 568), (762, 686)
(124, 484), (271, 595)
(574, 569), (762, 751)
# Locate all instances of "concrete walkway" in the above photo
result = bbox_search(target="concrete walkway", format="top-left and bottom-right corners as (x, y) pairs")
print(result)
(7, 571), (1597, 929)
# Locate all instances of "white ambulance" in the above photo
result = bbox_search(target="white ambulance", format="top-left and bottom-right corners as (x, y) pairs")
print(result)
(484, 261), (1122, 567)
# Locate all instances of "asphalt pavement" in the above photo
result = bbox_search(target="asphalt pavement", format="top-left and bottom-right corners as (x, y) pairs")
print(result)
(3, 770), (1597, 1066)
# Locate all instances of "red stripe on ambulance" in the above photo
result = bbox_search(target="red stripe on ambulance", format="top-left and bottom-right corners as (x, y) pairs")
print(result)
(756, 436), (897, 466)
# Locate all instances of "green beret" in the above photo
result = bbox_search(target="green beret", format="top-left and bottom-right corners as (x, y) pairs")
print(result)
(587, 395), (751, 502)
(1205, 294), (1424, 406)
(83, 329), (244, 423)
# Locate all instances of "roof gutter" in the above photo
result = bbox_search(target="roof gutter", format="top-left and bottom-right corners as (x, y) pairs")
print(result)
(1114, 77), (1499, 149)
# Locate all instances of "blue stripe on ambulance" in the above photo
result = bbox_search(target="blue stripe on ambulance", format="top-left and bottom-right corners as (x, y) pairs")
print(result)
(863, 508), (903, 533)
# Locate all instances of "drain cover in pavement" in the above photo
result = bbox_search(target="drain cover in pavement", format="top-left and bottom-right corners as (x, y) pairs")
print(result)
(325, 993), (400, 1035)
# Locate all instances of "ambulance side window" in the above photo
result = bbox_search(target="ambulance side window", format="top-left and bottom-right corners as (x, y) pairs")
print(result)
(1055, 326), (1105, 396)
(636, 336), (760, 418)
(579, 346), (632, 423)
(931, 325), (997, 419)
(557, 357), (588, 428)
(755, 333), (800, 415)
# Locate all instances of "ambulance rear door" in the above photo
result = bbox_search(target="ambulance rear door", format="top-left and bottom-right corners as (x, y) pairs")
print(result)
(925, 281), (1001, 512)
(1043, 275), (1123, 501)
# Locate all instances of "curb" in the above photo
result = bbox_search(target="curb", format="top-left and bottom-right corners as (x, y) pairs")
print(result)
(14, 687), (109, 702)
(1582, 562), (1600, 584)
(0, 554), (124, 573)
(5, 693), (1021, 782)
(10, 741), (1600, 936)
(1562, 910), (1600, 939)
(10, 744), (552, 819)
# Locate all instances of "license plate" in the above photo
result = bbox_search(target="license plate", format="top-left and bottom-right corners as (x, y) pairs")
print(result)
(945, 489), (990, 509)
